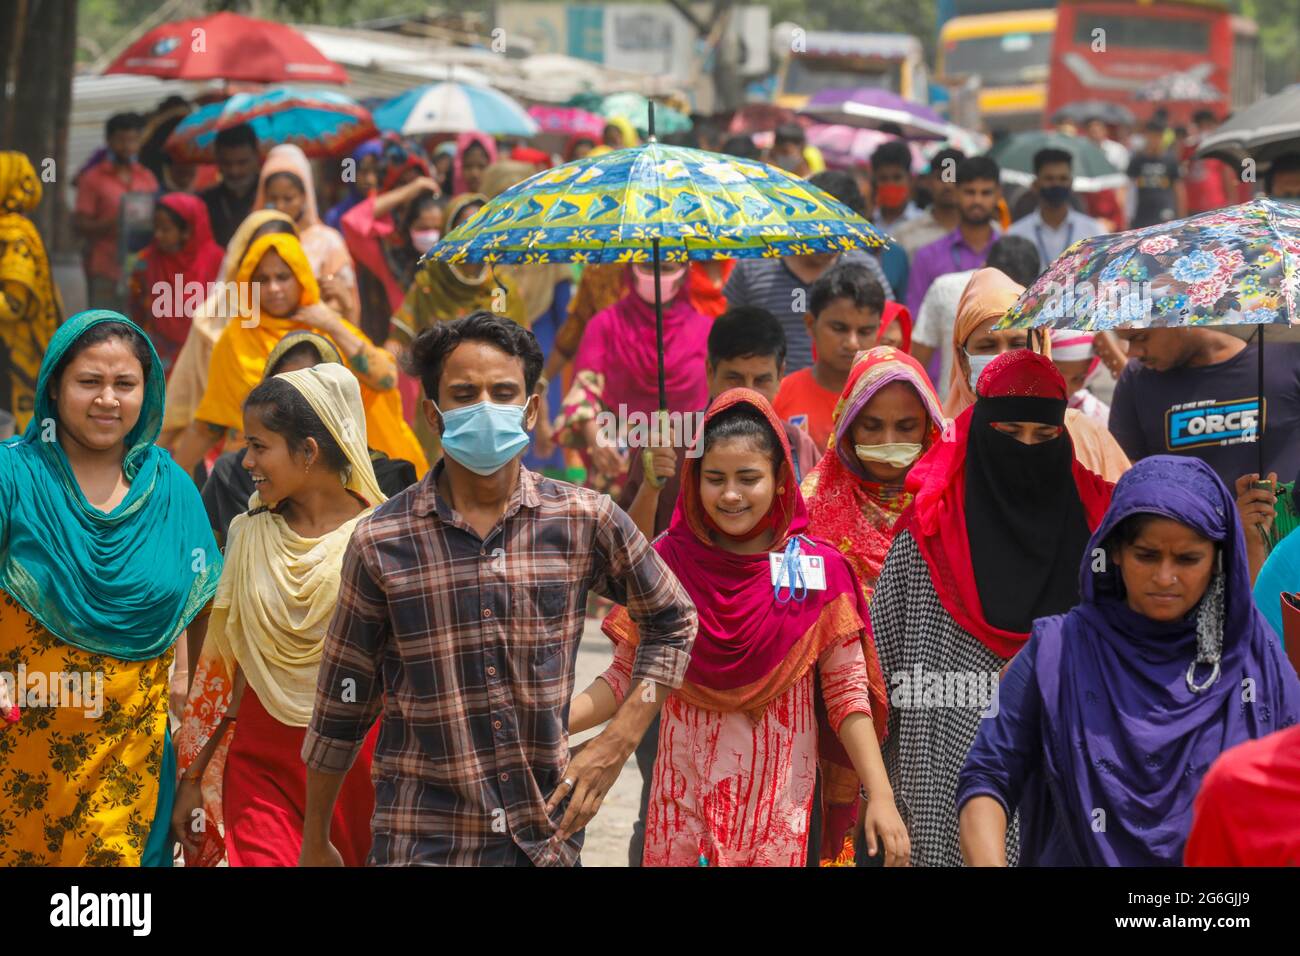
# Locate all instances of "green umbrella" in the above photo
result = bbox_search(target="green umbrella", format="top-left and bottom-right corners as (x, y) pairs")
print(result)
(989, 131), (1126, 193)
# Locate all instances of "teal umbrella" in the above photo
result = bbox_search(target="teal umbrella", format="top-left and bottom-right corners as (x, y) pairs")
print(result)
(989, 131), (1125, 193)
(568, 92), (693, 138)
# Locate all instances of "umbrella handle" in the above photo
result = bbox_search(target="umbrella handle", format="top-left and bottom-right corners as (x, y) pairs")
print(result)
(642, 408), (668, 489)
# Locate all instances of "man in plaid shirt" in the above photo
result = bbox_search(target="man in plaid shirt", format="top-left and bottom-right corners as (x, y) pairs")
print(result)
(300, 311), (697, 866)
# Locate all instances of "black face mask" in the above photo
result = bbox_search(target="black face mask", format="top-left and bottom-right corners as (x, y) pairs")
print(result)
(964, 395), (1093, 634)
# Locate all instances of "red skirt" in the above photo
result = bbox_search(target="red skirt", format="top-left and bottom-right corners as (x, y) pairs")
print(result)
(222, 684), (378, 867)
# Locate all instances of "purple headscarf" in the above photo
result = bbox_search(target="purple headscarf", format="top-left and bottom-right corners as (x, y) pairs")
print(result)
(1033, 455), (1300, 865)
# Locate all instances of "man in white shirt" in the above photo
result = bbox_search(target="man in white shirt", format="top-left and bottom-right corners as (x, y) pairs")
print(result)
(1007, 147), (1107, 273)
(910, 235), (1041, 391)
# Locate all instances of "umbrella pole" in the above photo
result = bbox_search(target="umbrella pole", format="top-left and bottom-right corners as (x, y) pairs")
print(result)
(653, 237), (666, 411)
(1259, 324), (1265, 478)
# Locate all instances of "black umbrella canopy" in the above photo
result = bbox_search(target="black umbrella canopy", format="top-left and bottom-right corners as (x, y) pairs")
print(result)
(1195, 86), (1300, 167)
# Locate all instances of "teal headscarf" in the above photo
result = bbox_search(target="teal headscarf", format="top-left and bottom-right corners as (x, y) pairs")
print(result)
(0, 310), (221, 660)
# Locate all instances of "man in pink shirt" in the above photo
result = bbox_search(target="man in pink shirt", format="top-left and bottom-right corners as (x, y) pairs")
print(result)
(74, 112), (158, 312)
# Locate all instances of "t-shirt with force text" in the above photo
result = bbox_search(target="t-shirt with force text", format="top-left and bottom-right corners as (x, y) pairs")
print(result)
(1107, 340), (1300, 490)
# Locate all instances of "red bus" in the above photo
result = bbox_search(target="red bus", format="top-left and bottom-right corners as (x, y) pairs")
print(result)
(1045, 0), (1262, 128)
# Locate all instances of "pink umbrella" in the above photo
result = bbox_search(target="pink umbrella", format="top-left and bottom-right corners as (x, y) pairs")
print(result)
(526, 105), (606, 138)
(806, 124), (925, 172)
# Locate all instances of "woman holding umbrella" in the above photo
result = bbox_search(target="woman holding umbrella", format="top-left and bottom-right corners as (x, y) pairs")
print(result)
(552, 260), (712, 493)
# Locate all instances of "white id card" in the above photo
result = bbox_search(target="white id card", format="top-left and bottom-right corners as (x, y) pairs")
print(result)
(768, 551), (827, 590)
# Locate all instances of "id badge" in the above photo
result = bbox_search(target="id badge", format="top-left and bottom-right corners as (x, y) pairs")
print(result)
(768, 551), (827, 590)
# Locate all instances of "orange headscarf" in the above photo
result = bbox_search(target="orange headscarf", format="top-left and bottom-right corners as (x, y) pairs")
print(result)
(944, 267), (1026, 418)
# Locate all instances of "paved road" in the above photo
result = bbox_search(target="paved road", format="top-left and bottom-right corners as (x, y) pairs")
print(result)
(571, 614), (643, 867)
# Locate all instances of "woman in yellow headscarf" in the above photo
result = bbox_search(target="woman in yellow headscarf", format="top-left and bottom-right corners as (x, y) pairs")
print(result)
(0, 152), (62, 432)
(162, 209), (297, 447)
(172, 231), (427, 476)
(945, 267), (1129, 481)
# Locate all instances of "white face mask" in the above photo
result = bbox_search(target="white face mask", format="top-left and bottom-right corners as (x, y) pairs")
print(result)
(855, 442), (923, 469)
(966, 350), (999, 390)
(411, 229), (440, 254)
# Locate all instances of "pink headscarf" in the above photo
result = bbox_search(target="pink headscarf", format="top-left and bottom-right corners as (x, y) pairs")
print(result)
(452, 132), (498, 196)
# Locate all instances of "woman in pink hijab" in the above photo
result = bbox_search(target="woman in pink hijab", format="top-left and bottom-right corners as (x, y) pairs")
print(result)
(452, 133), (497, 196)
(254, 144), (360, 324)
(553, 261), (712, 492)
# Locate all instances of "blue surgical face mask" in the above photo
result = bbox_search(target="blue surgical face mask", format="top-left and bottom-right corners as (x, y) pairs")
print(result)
(966, 350), (999, 390)
(435, 399), (531, 476)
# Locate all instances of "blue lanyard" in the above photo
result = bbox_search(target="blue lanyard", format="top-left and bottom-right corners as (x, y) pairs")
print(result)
(774, 536), (811, 605)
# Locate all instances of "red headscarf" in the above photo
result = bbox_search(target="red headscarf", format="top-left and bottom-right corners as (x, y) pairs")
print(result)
(604, 388), (890, 864)
(876, 301), (912, 353)
(685, 259), (736, 319)
(142, 192), (224, 351)
(604, 388), (888, 727)
(895, 350), (1113, 658)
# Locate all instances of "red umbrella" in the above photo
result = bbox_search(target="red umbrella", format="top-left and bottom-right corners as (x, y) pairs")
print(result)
(103, 12), (348, 85)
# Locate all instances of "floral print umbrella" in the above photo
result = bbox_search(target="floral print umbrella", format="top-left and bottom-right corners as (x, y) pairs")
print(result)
(999, 199), (1300, 333)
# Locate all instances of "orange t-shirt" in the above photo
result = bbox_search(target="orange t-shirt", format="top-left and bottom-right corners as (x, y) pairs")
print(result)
(774, 368), (839, 453)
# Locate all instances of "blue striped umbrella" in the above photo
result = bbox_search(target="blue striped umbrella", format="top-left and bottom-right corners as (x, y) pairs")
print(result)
(373, 82), (538, 137)
(164, 88), (375, 162)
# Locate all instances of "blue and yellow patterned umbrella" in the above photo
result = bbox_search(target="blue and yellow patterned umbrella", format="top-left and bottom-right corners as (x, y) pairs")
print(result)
(426, 125), (885, 462)
(424, 142), (886, 266)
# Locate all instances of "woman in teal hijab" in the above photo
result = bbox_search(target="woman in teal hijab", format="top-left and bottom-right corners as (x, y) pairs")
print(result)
(0, 310), (221, 866)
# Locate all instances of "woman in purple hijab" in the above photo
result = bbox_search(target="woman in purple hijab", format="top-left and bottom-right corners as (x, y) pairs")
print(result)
(956, 455), (1300, 866)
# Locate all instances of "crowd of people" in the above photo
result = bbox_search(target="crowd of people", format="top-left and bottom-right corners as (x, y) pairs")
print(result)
(0, 92), (1298, 869)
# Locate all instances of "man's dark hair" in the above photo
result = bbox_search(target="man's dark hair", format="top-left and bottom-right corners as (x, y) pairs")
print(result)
(720, 134), (760, 160)
(809, 262), (886, 319)
(985, 235), (1041, 287)
(1266, 152), (1300, 194)
(1033, 147), (1073, 174)
(405, 310), (543, 402)
(105, 112), (144, 138)
(809, 169), (866, 216)
(1192, 109), (1217, 126)
(871, 140), (913, 177)
(927, 147), (966, 177)
(774, 123), (806, 147)
(708, 306), (787, 370)
(956, 155), (1000, 186)
(1143, 119), (1164, 134)
(215, 123), (259, 153)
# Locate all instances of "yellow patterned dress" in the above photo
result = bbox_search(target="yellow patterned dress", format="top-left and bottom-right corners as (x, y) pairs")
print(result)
(0, 591), (173, 866)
